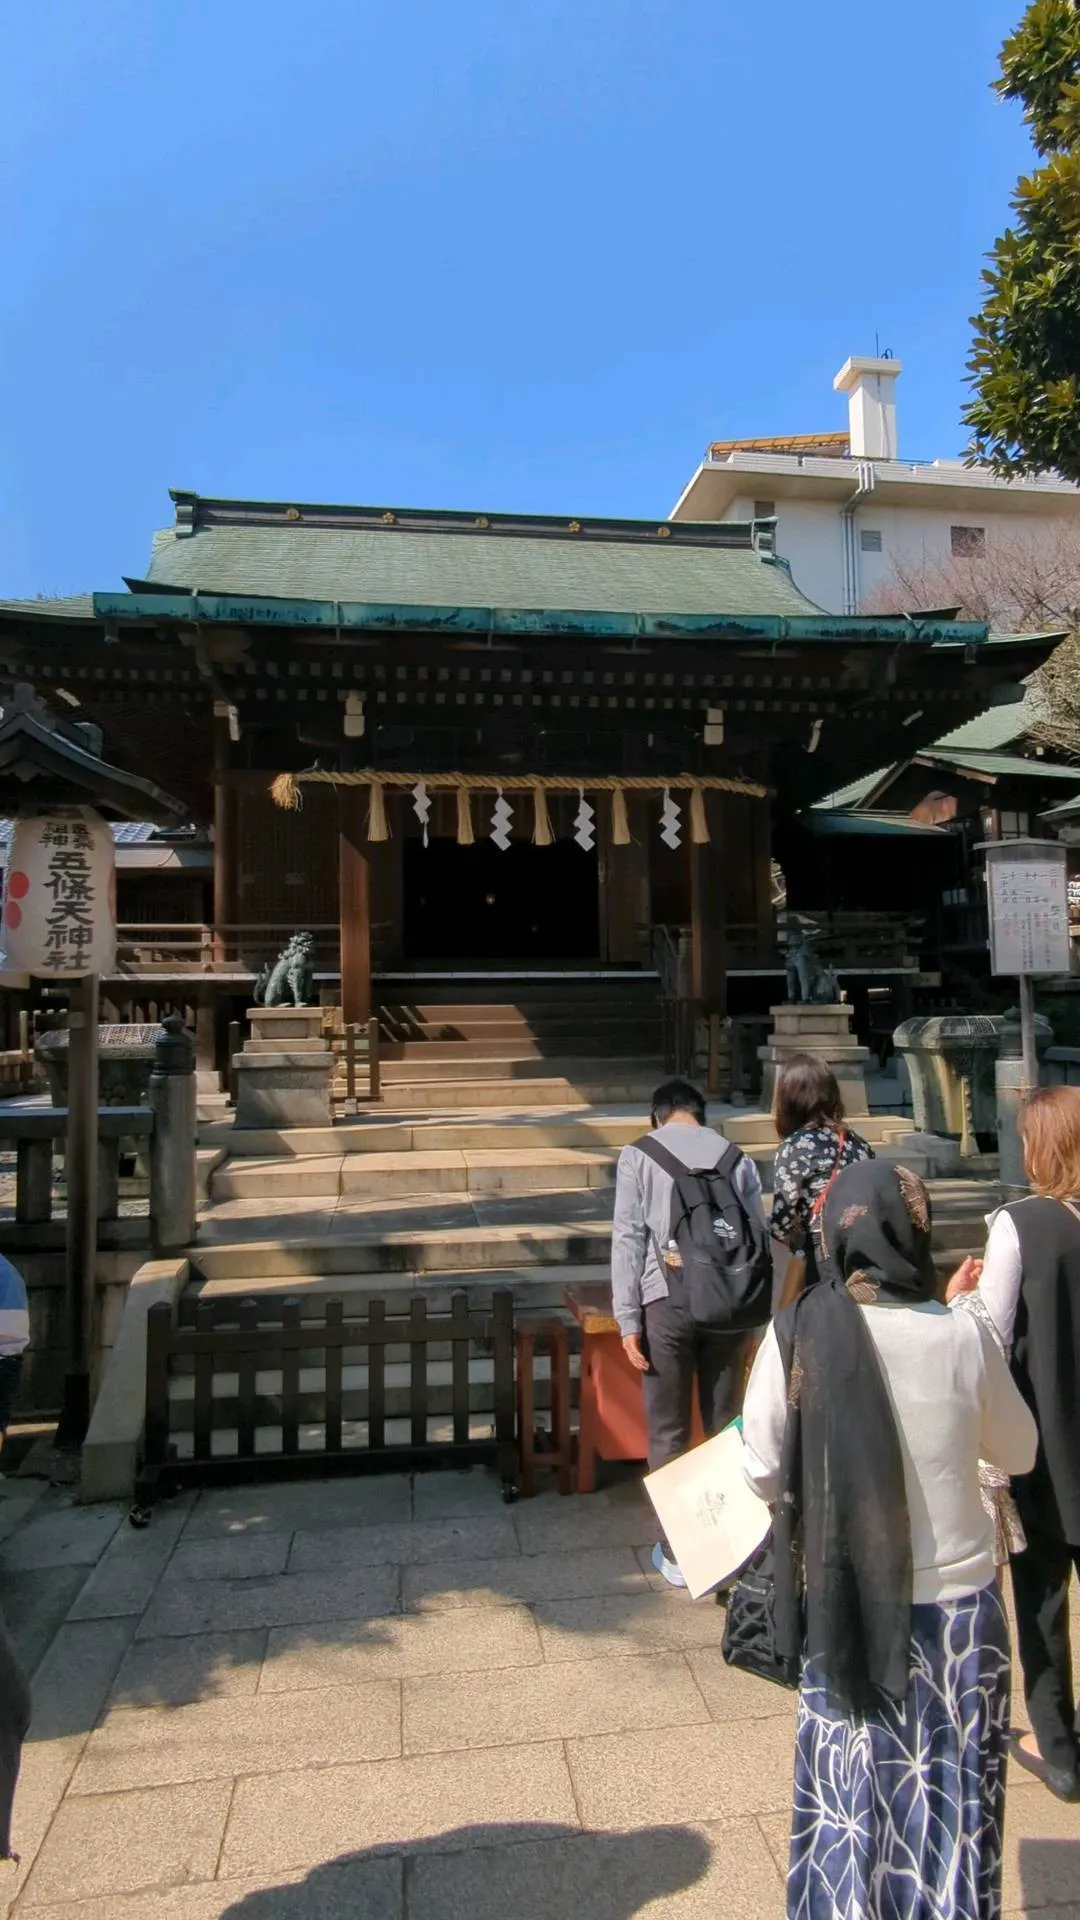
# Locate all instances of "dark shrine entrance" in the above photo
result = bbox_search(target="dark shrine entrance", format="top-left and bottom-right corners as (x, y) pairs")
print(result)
(403, 838), (600, 962)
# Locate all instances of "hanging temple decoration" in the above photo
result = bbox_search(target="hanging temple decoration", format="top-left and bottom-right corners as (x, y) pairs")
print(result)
(268, 770), (765, 847)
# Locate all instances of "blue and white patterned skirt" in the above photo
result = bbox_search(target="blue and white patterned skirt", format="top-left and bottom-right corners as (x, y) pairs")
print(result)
(788, 1584), (1010, 1920)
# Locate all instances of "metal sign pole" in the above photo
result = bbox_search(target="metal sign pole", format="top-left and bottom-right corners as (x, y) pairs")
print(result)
(1019, 971), (1038, 1097)
(55, 971), (99, 1450)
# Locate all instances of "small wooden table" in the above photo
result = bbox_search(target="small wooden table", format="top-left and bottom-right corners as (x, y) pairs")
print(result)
(566, 1281), (703, 1494)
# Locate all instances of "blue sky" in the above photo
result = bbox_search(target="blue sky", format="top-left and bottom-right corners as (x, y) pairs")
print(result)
(0, 0), (1035, 596)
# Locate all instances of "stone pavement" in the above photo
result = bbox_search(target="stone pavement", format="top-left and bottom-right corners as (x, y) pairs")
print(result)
(0, 1470), (1077, 1918)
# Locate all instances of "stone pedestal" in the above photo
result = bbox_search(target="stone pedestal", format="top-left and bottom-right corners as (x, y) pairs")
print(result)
(758, 1003), (872, 1117)
(233, 1006), (333, 1129)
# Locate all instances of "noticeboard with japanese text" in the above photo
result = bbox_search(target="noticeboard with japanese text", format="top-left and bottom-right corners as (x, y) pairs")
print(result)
(986, 840), (1070, 978)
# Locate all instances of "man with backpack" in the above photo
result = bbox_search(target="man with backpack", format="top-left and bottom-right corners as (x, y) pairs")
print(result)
(611, 1078), (771, 1587)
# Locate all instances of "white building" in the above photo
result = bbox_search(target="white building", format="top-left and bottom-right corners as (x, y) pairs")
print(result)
(671, 357), (1080, 614)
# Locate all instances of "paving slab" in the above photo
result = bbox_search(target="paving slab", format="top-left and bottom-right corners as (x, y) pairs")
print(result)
(68, 1497), (199, 1620)
(535, 1590), (725, 1662)
(406, 1817), (784, 1920)
(161, 1535), (292, 1585)
(1003, 1779), (1080, 1914)
(136, 1564), (400, 1638)
(28, 1616), (138, 1742)
(411, 1469), (518, 1521)
(565, 1717), (796, 1827)
(218, 1744), (578, 1877)
(181, 1477), (412, 1537)
(286, 1515), (518, 1572)
(261, 1604), (542, 1688)
(20, 1778), (233, 1905)
(686, 1648), (799, 1723)
(513, 1503), (656, 1556)
(71, 1682), (400, 1792)
(756, 1811), (791, 1882)
(403, 1545), (648, 1612)
(0, 1502), (121, 1574)
(4, 1859), (403, 1920)
(403, 1649), (708, 1753)
(107, 1630), (268, 1710)
(0, 1569), (87, 1677)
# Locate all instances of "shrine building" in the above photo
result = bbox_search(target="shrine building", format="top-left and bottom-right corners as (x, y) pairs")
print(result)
(0, 492), (1060, 1086)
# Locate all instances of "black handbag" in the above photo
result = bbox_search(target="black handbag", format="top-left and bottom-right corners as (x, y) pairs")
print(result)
(721, 1532), (800, 1691)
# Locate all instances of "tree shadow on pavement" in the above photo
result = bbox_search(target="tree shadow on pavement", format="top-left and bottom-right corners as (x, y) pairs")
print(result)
(220, 1822), (713, 1920)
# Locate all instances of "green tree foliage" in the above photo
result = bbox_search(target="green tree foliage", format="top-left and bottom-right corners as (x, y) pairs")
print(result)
(964, 1), (1080, 479)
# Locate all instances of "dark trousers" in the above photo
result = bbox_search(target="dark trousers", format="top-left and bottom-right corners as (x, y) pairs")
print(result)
(1010, 1528), (1080, 1778)
(641, 1291), (750, 1557)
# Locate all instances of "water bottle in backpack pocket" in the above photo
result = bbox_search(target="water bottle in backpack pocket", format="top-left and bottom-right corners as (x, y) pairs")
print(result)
(637, 1136), (772, 1331)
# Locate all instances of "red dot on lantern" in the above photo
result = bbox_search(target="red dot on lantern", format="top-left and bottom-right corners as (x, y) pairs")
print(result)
(7, 872), (29, 900)
(5, 903), (22, 929)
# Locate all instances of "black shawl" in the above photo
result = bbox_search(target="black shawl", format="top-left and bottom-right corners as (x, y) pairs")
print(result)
(0, 1606), (29, 1861)
(772, 1159), (938, 1714)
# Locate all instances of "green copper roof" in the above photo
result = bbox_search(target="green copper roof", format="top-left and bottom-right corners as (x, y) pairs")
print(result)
(141, 496), (825, 618)
(0, 595), (95, 620)
(917, 748), (1080, 782)
(932, 685), (1046, 754)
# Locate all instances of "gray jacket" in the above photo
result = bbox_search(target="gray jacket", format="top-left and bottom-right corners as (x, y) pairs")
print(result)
(610, 1121), (767, 1336)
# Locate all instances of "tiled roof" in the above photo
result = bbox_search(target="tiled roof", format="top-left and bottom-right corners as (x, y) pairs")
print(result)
(917, 749), (1080, 782)
(143, 508), (823, 618)
(0, 595), (95, 620)
(931, 686), (1047, 754)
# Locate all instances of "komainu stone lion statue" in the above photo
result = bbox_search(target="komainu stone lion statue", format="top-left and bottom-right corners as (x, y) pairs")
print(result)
(785, 925), (840, 1005)
(254, 932), (316, 1007)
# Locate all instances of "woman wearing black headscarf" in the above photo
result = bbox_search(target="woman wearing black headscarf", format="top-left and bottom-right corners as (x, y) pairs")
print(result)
(742, 1161), (1037, 1920)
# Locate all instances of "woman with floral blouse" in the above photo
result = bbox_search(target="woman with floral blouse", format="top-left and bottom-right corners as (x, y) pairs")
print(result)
(770, 1052), (874, 1295)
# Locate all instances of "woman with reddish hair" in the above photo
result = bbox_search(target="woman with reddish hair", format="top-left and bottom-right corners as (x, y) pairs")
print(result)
(951, 1082), (1080, 1802)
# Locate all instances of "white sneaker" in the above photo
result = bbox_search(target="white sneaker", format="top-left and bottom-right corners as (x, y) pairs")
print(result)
(652, 1542), (688, 1589)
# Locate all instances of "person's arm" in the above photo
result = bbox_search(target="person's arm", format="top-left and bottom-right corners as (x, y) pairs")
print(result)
(976, 1318), (1038, 1476)
(975, 1210), (1022, 1351)
(741, 1324), (788, 1503)
(611, 1145), (649, 1343)
(768, 1139), (803, 1245)
(733, 1149), (767, 1230)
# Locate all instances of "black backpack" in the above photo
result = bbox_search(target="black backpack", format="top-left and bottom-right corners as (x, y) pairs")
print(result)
(637, 1135), (772, 1331)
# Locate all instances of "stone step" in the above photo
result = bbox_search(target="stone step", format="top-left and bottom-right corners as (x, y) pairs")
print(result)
(377, 1053), (665, 1084)
(191, 1221), (613, 1281)
(184, 1260), (602, 1317)
(356, 1074), (667, 1108)
(201, 1107), (931, 1160)
(379, 1035), (661, 1062)
(211, 1146), (619, 1203)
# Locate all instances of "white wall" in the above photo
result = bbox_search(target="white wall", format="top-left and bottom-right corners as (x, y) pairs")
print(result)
(725, 493), (1080, 616)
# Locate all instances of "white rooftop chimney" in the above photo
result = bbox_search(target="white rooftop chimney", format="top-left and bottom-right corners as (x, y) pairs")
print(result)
(833, 355), (902, 460)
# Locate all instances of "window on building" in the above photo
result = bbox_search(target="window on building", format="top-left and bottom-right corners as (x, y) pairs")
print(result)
(951, 524), (986, 557)
(859, 528), (883, 553)
(999, 811), (1031, 839)
(753, 499), (775, 519)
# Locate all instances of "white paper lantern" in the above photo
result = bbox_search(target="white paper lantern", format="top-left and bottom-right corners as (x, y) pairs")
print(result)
(2, 808), (116, 976)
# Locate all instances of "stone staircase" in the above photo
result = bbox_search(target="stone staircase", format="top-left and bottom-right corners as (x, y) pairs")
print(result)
(171, 1119), (1001, 1458)
(371, 976), (665, 1107)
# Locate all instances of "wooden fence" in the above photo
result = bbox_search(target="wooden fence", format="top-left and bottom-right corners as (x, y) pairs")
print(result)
(137, 1289), (519, 1506)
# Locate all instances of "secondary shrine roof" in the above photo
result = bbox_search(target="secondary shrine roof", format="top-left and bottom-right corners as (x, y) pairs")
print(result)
(137, 493), (823, 619)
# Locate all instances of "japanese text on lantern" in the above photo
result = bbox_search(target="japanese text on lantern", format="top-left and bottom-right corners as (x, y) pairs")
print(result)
(2, 808), (115, 977)
(39, 818), (96, 970)
(987, 845), (1070, 978)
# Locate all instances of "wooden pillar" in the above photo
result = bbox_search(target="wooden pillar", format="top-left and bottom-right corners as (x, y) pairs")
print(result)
(56, 971), (99, 1449)
(339, 786), (372, 1024)
(603, 796), (650, 966)
(689, 795), (727, 1015)
(212, 714), (236, 961)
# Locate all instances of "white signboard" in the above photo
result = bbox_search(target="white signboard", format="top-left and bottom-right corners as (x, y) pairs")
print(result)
(985, 839), (1070, 978)
(1, 808), (116, 976)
